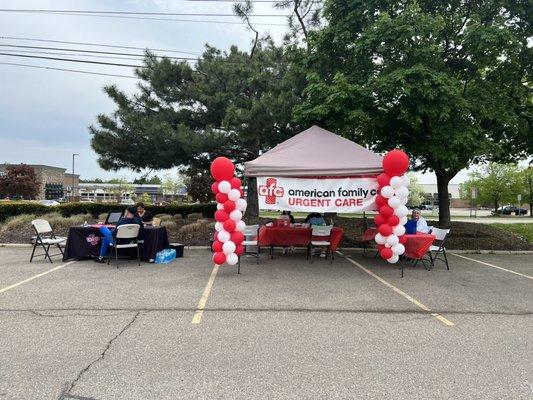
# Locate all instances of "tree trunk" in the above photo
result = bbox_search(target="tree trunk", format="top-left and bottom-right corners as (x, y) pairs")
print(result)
(246, 176), (259, 219)
(436, 172), (451, 228)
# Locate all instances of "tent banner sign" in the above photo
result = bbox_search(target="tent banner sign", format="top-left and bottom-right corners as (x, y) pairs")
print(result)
(256, 176), (379, 213)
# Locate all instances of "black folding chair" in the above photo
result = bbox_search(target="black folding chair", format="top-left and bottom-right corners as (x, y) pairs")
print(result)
(29, 219), (66, 263)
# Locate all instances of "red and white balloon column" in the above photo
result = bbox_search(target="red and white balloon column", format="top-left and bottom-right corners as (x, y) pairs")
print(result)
(374, 150), (410, 264)
(210, 157), (247, 266)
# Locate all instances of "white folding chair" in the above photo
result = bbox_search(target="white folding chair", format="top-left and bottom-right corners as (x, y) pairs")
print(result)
(307, 225), (334, 263)
(30, 219), (66, 263)
(428, 227), (450, 270)
(239, 224), (260, 274)
(107, 224), (141, 268)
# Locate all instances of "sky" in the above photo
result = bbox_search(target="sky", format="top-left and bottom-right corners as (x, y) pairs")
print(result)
(0, 0), (486, 184)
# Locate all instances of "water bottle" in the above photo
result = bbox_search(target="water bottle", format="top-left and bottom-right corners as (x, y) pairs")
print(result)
(83, 221), (88, 227)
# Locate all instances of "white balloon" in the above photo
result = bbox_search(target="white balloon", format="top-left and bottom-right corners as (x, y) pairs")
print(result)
(392, 224), (405, 236)
(388, 196), (402, 209)
(222, 241), (236, 255)
(394, 205), (409, 217)
(400, 216), (408, 225)
(229, 209), (242, 221)
(386, 234), (399, 246)
(218, 230), (230, 243)
(228, 189), (241, 201)
(215, 222), (223, 232)
(387, 254), (399, 263)
(236, 220), (246, 232)
(374, 233), (386, 245)
(381, 185), (395, 199)
(392, 243), (405, 255)
(218, 180), (231, 194)
(390, 176), (403, 189)
(402, 174), (410, 187)
(226, 253), (238, 265)
(216, 203), (224, 210)
(395, 186), (409, 199)
(236, 198), (247, 212)
(401, 196), (409, 205)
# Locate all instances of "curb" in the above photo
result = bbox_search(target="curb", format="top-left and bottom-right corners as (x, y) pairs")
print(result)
(1, 243), (532, 255)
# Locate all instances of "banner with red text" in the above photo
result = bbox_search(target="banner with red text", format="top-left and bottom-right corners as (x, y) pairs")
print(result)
(256, 176), (379, 213)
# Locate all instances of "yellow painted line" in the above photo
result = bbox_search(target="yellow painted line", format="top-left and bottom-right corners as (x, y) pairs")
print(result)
(191, 264), (220, 324)
(339, 252), (454, 327)
(0, 260), (77, 294)
(450, 253), (532, 280)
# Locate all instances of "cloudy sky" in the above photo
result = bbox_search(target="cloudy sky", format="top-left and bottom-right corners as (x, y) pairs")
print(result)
(0, 0), (473, 184)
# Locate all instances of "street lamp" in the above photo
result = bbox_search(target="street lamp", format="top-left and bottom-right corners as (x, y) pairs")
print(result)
(72, 153), (79, 201)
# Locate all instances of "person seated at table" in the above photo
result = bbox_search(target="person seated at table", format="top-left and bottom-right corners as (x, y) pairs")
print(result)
(95, 206), (143, 263)
(305, 212), (326, 226)
(137, 202), (153, 225)
(281, 210), (295, 224)
(407, 208), (430, 234)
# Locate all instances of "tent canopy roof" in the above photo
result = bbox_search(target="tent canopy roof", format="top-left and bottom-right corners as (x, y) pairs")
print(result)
(244, 125), (383, 177)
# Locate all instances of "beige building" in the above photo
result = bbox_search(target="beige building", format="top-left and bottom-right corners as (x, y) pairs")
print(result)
(0, 164), (79, 200)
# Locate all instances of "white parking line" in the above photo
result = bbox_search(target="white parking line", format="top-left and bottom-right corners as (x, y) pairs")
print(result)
(339, 252), (454, 327)
(450, 253), (532, 280)
(0, 260), (77, 294)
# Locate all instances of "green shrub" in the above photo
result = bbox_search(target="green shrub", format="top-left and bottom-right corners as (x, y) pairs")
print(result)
(0, 202), (217, 221)
(187, 213), (203, 220)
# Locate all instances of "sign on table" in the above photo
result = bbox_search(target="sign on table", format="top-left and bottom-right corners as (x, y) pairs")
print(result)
(256, 176), (379, 213)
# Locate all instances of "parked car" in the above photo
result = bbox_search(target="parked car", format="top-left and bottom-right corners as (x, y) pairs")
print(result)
(491, 205), (528, 216)
(39, 200), (60, 207)
(419, 204), (434, 211)
(120, 198), (135, 205)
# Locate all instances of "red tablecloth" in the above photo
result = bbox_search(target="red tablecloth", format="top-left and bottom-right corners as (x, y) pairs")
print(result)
(362, 229), (435, 259)
(403, 234), (435, 259)
(258, 226), (344, 251)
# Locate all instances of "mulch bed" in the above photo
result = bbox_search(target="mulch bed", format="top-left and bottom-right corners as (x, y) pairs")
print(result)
(1, 216), (531, 251)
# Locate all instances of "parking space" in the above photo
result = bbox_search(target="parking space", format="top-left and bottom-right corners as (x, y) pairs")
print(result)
(0, 247), (532, 399)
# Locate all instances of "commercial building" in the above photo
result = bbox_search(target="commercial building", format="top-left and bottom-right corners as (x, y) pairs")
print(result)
(78, 182), (187, 203)
(0, 163), (79, 200)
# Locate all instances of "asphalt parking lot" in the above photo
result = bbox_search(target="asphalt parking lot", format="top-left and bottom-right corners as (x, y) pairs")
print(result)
(0, 247), (531, 400)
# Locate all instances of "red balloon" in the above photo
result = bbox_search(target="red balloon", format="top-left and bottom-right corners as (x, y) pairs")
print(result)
(213, 232), (219, 242)
(375, 195), (388, 207)
(210, 157), (235, 181)
(377, 173), (391, 187)
(230, 231), (244, 245)
(380, 248), (393, 260)
(212, 240), (223, 253)
(379, 205), (394, 217)
(383, 149), (409, 176)
(230, 177), (242, 189)
(223, 200), (236, 213)
(374, 214), (386, 227)
(378, 224), (393, 236)
(388, 215), (400, 226)
(213, 252), (226, 265)
(377, 244), (385, 251)
(215, 192), (228, 204)
(399, 235), (408, 244)
(235, 244), (245, 256)
(211, 182), (220, 195)
(215, 210), (229, 222)
(223, 219), (236, 232)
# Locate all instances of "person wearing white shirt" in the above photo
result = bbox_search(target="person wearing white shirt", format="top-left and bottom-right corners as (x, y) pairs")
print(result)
(411, 209), (430, 233)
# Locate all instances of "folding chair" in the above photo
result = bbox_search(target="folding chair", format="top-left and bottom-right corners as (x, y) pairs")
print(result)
(239, 224), (260, 274)
(107, 224), (141, 268)
(30, 219), (66, 263)
(307, 225), (334, 263)
(427, 227), (450, 270)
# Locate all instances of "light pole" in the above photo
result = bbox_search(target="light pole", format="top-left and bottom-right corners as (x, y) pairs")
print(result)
(529, 160), (532, 218)
(72, 153), (79, 201)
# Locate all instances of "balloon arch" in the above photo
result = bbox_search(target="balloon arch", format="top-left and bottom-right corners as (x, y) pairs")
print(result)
(209, 149), (411, 267)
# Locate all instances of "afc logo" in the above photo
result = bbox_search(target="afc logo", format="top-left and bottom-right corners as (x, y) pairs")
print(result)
(258, 178), (284, 204)
(86, 234), (100, 246)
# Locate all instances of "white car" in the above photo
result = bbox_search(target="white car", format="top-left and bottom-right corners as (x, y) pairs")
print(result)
(120, 198), (135, 205)
(39, 200), (60, 207)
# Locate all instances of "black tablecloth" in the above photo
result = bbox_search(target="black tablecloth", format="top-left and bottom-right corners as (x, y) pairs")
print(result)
(63, 226), (169, 261)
